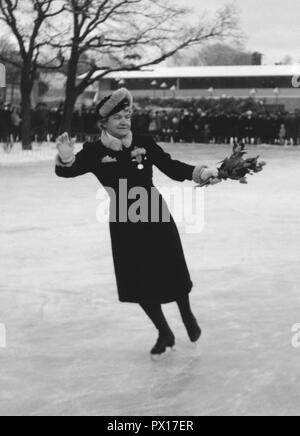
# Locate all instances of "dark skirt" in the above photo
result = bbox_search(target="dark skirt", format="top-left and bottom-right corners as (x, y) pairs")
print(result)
(109, 189), (193, 304)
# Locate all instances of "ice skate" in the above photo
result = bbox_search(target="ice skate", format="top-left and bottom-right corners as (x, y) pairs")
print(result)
(150, 331), (176, 361)
(184, 315), (202, 345)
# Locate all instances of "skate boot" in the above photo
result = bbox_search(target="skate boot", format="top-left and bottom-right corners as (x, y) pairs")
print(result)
(150, 331), (176, 361)
(184, 315), (202, 344)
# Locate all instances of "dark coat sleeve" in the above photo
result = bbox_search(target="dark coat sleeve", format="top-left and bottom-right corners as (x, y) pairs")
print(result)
(55, 142), (92, 178)
(148, 136), (196, 182)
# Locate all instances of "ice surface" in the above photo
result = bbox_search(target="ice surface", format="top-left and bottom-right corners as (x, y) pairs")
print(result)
(0, 143), (299, 416)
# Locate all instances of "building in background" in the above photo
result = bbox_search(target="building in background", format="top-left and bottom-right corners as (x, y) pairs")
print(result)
(2, 64), (300, 112)
(80, 65), (300, 111)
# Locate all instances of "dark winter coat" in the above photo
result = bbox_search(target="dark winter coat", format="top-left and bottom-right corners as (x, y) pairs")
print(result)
(55, 135), (196, 304)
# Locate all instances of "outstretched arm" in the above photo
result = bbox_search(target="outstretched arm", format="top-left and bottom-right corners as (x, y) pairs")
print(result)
(149, 137), (219, 184)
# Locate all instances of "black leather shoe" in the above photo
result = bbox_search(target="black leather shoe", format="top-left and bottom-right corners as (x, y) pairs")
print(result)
(184, 316), (202, 343)
(151, 331), (176, 361)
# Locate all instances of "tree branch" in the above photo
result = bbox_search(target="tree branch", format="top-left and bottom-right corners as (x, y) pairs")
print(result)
(0, 0), (26, 58)
(0, 52), (21, 68)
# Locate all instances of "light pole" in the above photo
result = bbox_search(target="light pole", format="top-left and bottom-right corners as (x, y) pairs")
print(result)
(151, 80), (158, 98)
(160, 82), (168, 98)
(273, 87), (280, 106)
(208, 87), (214, 99)
(170, 85), (177, 98)
(250, 88), (257, 100)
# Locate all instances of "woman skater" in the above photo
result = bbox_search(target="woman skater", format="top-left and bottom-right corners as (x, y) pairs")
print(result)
(55, 88), (221, 360)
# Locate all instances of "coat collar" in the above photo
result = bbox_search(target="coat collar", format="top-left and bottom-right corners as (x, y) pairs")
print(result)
(100, 129), (133, 152)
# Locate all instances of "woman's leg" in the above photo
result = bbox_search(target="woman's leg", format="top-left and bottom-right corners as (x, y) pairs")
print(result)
(140, 303), (175, 358)
(176, 294), (202, 343)
(140, 302), (173, 335)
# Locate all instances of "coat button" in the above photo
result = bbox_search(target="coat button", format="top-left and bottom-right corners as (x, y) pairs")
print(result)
(138, 164), (144, 170)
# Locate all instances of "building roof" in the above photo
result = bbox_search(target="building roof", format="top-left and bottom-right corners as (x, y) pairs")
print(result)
(78, 65), (300, 80)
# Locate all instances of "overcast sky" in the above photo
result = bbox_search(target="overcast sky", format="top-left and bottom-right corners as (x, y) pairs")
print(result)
(179, 0), (300, 64)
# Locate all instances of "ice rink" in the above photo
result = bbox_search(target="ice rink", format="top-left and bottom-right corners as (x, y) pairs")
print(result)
(0, 143), (299, 416)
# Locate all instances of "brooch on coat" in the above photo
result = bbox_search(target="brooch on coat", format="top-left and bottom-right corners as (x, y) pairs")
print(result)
(131, 147), (147, 170)
(101, 155), (118, 163)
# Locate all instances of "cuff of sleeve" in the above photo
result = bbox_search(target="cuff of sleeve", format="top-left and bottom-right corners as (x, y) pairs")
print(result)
(55, 153), (76, 167)
(192, 165), (208, 184)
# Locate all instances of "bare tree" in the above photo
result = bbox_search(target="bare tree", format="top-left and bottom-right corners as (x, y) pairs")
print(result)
(49, 0), (239, 133)
(0, 0), (65, 148)
(169, 42), (253, 67)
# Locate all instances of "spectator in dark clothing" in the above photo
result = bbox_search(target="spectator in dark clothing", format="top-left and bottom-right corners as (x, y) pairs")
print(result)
(33, 103), (49, 143)
(1, 98), (300, 146)
(0, 102), (12, 145)
(10, 107), (21, 141)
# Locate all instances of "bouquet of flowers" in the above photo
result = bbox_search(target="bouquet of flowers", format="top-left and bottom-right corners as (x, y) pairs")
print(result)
(198, 142), (267, 188)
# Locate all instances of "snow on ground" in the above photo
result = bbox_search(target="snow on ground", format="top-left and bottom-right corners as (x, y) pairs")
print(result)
(0, 142), (82, 165)
(0, 143), (299, 416)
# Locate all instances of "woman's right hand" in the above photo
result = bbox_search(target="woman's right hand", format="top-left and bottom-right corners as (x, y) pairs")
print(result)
(200, 168), (222, 185)
(56, 132), (76, 163)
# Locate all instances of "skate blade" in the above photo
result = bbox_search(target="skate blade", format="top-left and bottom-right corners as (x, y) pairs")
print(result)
(191, 337), (201, 347)
(189, 341), (202, 358)
(151, 346), (176, 362)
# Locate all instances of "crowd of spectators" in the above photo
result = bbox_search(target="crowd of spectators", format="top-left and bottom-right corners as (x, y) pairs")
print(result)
(132, 108), (300, 145)
(1, 100), (300, 146)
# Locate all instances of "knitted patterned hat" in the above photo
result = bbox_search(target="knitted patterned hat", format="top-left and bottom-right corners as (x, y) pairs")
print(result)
(97, 88), (133, 119)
